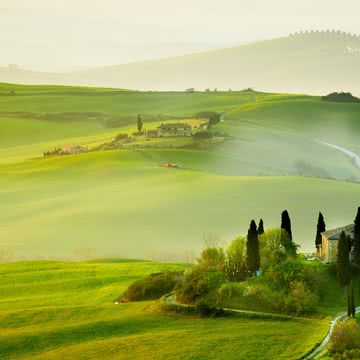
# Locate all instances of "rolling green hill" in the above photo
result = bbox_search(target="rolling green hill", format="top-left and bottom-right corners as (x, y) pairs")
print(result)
(2, 32), (360, 94)
(1, 150), (359, 259)
(0, 259), (329, 360)
(0, 83), (360, 259)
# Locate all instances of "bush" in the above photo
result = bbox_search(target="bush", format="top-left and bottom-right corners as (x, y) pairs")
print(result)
(328, 262), (338, 277)
(121, 271), (183, 302)
(332, 349), (360, 359)
(217, 283), (244, 304)
(194, 111), (221, 125)
(329, 320), (360, 354)
(259, 229), (287, 269)
(193, 131), (212, 139)
(225, 237), (247, 281)
(322, 92), (360, 103)
(198, 246), (226, 271)
(264, 259), (306, 292)
(285, 281), (319, 315)
(114, 133), (129, 141)
(195, 301), (225, 317)
(176, 266), (226, 304)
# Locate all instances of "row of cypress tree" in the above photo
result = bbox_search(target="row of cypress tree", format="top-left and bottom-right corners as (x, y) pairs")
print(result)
(336, 207), (360, 317)
(246, 210), (295, 276)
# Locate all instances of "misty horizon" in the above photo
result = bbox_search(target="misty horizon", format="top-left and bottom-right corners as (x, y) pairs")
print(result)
(2, 0), (360, 72)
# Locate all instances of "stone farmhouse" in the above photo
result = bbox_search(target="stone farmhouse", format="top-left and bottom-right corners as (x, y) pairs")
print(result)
(61, 145), (88, 155)
(319, 224), (354, 263)
(147, 123), (192, 138)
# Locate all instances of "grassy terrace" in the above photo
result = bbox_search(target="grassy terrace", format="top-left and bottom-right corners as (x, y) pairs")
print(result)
(0, 259), (329, 360)
(0, 83), (359, 258)
(0, 83), (358, 359)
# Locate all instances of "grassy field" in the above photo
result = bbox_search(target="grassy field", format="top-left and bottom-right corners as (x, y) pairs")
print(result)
(0, 83), (360, 259)
(0, 259), (330, 360)
(0, 150), (359, 259)
(0, 83), (358, 359)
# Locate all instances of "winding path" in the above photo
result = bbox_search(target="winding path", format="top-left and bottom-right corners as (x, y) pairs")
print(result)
(319, 141), (360, 170)
(164, 294), (360, 359)
(302, 307), (360, 359)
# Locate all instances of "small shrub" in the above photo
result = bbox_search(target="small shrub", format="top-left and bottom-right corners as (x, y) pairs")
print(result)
(198, 247), (226, 271)
(328, 262), (338, 277)
(322, 92), (360, 103)
(132, 131), (145, 137)
(176, 266), (226, 304)
(329, 320), (360, 354)
(332, 349), (360, 359)
(114, 133), (129, 141)
(264, 259), (305, 292)
(193, 131), (212, 139)
(195, 301), (225, 317)
(217, 283), (244, 304)
(285, 281), (319, 315)
(160, 303), (198, 316)
(194, 111), (220, 125)
(122, 271), (183, 302)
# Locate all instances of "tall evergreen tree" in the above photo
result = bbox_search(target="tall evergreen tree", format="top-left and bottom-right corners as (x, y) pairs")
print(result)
(315, 212), (326, 252)
(258, 219), (265, 235)
(246, 220), (260, 276)
(349, 282), (356, 318)
(137, 114), (143, 132)
(337, 231), (351, 287)
(353, 207), (360, 267)
(281, 210), (292, 240)
(280, 210), (297, 256)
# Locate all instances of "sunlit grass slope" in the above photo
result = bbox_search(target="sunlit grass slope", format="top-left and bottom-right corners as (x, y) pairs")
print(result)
(0, 260), (329, 360)
(1, 150), (359, 258)
(0, 83), (267, 115)
(215, 98), (360, 179)
(0, 83), (360, 257)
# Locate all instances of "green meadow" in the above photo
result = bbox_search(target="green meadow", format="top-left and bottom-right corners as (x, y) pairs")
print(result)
(0, 83), (360, 258)
(0, 83), (359, 359)
(0, 259), (329, 360)
(1, 150), (360, 259)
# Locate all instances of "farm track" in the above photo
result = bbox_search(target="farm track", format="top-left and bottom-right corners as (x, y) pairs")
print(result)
(303, 307), (360, 359)
(320, 141), (360, 170)
(164, 294), (358, 360)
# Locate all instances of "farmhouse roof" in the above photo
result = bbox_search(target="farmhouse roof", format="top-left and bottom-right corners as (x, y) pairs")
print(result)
(159, 123), (191, 130)
(321, 224), (354, 240)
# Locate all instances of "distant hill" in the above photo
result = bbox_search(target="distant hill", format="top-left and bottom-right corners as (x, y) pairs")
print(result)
(1, 31), (360, 94)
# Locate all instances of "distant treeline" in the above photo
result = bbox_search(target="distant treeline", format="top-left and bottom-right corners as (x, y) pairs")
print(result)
(0, 111), (184, 128)
(290, 30), (360, 38)
(194, 111), (220, 125)
(322, 92), (360, 103)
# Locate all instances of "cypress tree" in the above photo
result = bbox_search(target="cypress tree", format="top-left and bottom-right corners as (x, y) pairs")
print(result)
(137, 114), (143, 132)
(353, 207), (360, 266)
(315, 212), (326, 252)
(350, 283), (356, 317)
(337, 231), (351, 287)
(246, 220), (260, 276)
(280, 210), (297, 256)
(281, 210), (292, 240)
(258, 219), (265, 235)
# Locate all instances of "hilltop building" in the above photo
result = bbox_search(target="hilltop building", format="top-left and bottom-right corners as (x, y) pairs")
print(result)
(319, 224), (354, 263)
(147, 123), (192, 138)
(61, 145), (88, 155)
(158, 123), (192, 137)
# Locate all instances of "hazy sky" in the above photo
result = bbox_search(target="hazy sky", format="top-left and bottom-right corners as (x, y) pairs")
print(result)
(1, 0), (359, 71)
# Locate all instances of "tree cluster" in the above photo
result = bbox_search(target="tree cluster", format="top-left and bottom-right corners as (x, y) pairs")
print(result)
(335, 207), (360, 317)
(322, 92), (360, 103)
(194, 111), (221, 126)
